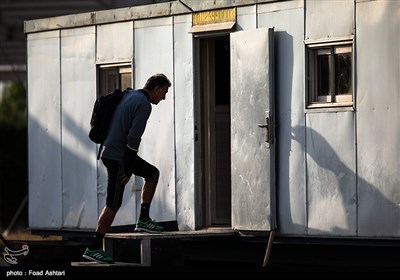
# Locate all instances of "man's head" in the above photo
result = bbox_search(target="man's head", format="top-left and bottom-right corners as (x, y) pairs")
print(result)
(144, 73), (171, 105)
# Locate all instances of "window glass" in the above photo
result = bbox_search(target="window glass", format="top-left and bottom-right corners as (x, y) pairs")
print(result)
(120, 67), (132, 91)
(98, 65), (132, 97)
(335, 52), (351, 95)
(317, 54), (330, 97)
(307, 42), (353, 108)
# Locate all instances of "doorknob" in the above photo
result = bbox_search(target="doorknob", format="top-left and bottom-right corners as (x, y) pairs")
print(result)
(258, 117), (270, 143)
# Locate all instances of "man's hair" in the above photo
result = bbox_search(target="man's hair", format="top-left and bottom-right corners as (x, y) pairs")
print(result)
(144, 73), (171, 91)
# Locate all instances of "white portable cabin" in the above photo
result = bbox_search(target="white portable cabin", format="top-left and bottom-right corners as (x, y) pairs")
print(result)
(25, 0), (400, 241)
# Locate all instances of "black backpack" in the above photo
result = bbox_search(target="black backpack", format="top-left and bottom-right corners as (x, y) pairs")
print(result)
(89, 88), (129, 159)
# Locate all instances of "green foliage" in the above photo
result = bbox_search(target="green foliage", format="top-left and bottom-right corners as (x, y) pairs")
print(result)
(0, 82), (26, 128)
(0, 81), (27, 230)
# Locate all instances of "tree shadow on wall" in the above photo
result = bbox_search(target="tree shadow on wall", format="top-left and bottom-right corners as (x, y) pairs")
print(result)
(292, 125), (399, 237)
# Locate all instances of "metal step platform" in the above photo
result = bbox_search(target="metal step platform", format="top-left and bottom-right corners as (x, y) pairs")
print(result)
(103, 228), (239, 266)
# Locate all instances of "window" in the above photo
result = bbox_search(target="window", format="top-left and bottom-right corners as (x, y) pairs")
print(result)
(307, 41), (353, 108)
(98, 64), (132, 97)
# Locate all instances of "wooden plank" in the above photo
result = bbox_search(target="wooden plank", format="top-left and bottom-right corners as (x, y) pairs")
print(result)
(263, 230), (275, 267)
(71, 261), (143, 267)
(105, 228), (237, 240)
(140, 239), (151, 266)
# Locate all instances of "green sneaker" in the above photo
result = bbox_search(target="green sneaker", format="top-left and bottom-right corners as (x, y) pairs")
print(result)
(134, 219), (164, 233)
(82, 247), (114, 264)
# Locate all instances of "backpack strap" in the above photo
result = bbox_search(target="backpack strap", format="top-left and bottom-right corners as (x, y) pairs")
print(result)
(97, 142), (103, 160)
(95, 88), (131, 160)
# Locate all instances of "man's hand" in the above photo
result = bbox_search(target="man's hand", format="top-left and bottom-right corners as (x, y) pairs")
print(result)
(120, 174), (131, 186)
(122, 144), (138, 179)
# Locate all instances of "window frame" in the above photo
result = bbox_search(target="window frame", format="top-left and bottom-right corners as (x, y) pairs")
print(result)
(97, 63), (132, 98)
(306, 39), (354, 109)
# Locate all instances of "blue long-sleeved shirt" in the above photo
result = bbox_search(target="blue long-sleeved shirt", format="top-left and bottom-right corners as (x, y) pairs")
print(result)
(101, 89), (151, 161)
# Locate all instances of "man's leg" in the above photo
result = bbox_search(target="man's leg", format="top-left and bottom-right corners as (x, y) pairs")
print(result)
(142, 180), (157, 204)
(96, 207), (116, 234)
(82, 206), (116, 263)
(139, 180), (157, 221)
(135, 168), (164, 232)
(82, 158), (123, 263)
(87, 207), (116, 250)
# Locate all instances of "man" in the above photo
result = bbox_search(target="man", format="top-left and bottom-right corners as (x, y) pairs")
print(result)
(83, 73), (172, 264)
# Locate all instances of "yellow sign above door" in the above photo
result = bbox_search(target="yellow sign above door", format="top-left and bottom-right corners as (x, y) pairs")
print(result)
(193, 8), (236, 26)
(191, 8), (236, 34)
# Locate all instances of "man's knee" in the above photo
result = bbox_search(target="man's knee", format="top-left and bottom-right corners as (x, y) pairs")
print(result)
(108, 203), (121, 213)
(147, 167), (159, 183)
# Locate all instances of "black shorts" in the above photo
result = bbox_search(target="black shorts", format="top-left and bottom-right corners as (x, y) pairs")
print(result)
(101, 155), (158, 210)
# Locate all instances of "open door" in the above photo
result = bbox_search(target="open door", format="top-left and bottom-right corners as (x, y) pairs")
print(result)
(230, 28), (276, 231)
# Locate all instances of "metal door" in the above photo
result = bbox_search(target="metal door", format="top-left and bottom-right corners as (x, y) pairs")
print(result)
(230, 28), (276, 231)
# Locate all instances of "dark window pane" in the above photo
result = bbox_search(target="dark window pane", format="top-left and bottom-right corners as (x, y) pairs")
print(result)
(335, 53), (352, 95)
(317, 54), (330, 96)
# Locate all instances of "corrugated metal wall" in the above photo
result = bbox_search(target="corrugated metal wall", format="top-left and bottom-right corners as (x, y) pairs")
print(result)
(27, 30), (63, 229)
(356, 0), (400, 237)
(303, 0), (356, 236)
(258, 0), (307, 235)
(173, 14), (196, 231)
(96, 21), (135, 226)
(26, 0), (400, 238)
(60, 26), (97, 230)
(133, 17), (176, 223)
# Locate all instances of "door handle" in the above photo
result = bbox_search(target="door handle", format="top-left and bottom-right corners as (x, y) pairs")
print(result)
(258, 117), (270, 143)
